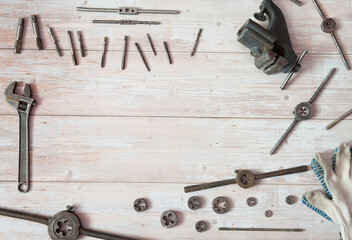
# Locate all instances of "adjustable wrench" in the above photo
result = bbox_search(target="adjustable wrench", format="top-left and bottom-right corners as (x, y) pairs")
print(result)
(4, 82), (35, 192)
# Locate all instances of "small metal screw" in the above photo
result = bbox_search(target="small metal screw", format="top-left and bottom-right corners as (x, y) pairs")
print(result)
(285, 195), (296, 205)
(212, 197), (229, 214)
(246, 197), (257, 207)
(265, 210), (273, 218)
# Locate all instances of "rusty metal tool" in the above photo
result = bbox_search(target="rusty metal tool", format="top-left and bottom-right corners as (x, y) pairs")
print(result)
(135, 43), (150, 71)
(270, 68), (336, 154)
(77, 6), (179, 15)
(31, 15), (43, 50)
(281, 50), (308, 90)
(14, 18), (24, 54)
(237, 0), (299, 75)
(67, 31), (77, 66)
(219, 227), (304, 232)
(326, 109), (352, 130)
(92, 20), (160, 25)
(48, 27), (62, 57)
(191, 28), (202, 57)
(163, 41), (172, 64)
(147, 34), (156, 56)
(121, 35), (128, 70)
(312, 0), (350, 70)
(290, 0), (302, 6)
(184, 165), (308, 193)
(101, 37), (107, 68)
(4, 82), (36, 193)
(77, 31), (85, 57)
(0, 206), (137, 240)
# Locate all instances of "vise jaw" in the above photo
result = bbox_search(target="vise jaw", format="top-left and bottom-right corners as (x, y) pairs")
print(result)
(237, 0), (299, 75)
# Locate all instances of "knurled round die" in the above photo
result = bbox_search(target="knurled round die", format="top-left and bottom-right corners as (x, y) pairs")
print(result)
(212, 196), (229, 214)
(48, 209), (81, 240)
(294, 102), (313, 121)
(160, 210), (178, 228)
(133, 198), (147, 212)
(187, 196), (201, 210)
(195, 221), (207, 232)
(321, 18), (336, 33)
(236, 170), (255, 189)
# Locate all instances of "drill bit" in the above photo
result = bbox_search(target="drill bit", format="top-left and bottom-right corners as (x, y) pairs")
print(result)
(77, 31), (85, 57)
(163, 41), (173, 64)
(147, 34), (157, 56)
(121, 35), (128, 70)
(14, 18), (24, 54)
(67, 31), (77, 66)
(47, 27), (62, 57)
(326, 109), (352, 129)
(101, 37), (107, 68)
(135, 43), (150, 71)
(31, 15), (43, 50)
(191, 28), (203, 57)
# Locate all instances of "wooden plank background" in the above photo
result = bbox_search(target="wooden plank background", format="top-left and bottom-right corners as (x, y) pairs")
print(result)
(0, 0), (351, 239)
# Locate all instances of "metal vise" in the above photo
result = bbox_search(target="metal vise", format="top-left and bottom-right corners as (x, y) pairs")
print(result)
(237, 0), (298, 75)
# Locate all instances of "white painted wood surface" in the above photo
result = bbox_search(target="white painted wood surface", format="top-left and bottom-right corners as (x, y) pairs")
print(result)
(0, 0), (351, 239)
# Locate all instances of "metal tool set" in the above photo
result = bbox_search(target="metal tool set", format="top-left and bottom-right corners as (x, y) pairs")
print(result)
(4, 0), (351, 238)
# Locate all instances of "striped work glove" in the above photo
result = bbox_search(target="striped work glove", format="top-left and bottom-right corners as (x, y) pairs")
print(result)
(302, 142), (352, 240)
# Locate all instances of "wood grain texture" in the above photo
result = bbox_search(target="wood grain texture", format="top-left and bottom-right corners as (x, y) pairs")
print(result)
(0, 183), (340, 240)
(0, 0), (351, 239)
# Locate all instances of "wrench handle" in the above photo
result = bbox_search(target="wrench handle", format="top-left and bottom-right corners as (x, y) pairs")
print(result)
(0, 207), (48, 225)
(18, 111), (30, 192)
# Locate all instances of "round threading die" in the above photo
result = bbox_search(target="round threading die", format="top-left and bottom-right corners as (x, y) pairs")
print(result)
(321, 18), (336, 33)
(195, 221), (207, 233)
(48, 207), (81, 240)
(247, 197), (258, 207)
(187, 196), (201, 210)
(212, 197), (229, 214)
(265, 210), (273, 218)
(160, 210), (178, 228)
(294, 102), (313, 121)
(236, 170), (256, 189)
(286, 195), (296, 205)
(133, 198), (147, 212)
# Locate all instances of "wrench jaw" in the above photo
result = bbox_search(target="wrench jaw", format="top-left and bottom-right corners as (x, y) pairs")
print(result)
(4, 82), (35, 113)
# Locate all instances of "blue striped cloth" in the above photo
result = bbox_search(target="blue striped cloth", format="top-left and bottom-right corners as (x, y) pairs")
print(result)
(302, 147), (352, 222)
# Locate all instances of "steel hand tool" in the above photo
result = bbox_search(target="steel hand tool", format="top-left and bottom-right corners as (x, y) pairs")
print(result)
(135, 43), (150, 71)
(191, 28), (202, 57)
(326, 109), (352, 129)
(0, 206), (137, 240)
(312, 0), (350, 70)
(271, 68), (335, 154)
(31, 15), (43, 50)
(77, 31), (85, 57)
(14, 18), (24, 54)
(92, 20), (160, 25)
(121, 35), (128, 70)
(77, 6), (179, 15)
(281, 50), (308, 89)
(48, 27), (62, 57)
(101, 37), (107, 68)
(67, 31), (77, 66)
(184, 165), (308, 193)
(4, 82), (36, 193)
